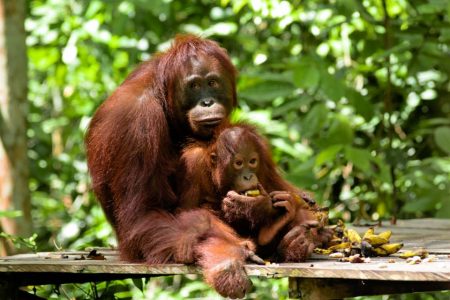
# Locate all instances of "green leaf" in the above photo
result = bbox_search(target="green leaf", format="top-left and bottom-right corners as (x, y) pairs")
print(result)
(132, 278), (145, 293)
(240, 80), (296, 103)
(371, 156), (392, 184)
(347, 89), (374, 120)
(292, 58), (320, 89)
(434, 127), (450, 154)
(324, 115), (354, 145)
(315, 145), (343, 166)
(344, 146), (372, 173)
(320, 72), (345, 102)
(271, 138), (300, 158)
(402, 196), (436, 213)
(0, 210), (22, 218)
(436, 197), (450, 218)
(301, 103), (328, 138)
(286, 158), (317, 187)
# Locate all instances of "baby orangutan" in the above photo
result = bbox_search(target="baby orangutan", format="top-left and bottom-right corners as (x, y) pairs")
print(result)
(178, 124), (331, 262)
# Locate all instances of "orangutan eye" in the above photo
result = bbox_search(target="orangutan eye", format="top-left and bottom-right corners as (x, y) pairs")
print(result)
(249, 158), (258, 167)
(190, 82), (200, 89)
(234, 160), (243, 169)
(208, 79), (218, 87)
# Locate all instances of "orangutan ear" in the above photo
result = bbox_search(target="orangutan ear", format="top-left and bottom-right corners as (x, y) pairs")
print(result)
(210, 152), (217, 166)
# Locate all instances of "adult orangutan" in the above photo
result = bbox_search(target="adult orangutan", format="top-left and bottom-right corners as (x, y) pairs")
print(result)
(85, 35), (261, 298)
(178, 124), (332, 262)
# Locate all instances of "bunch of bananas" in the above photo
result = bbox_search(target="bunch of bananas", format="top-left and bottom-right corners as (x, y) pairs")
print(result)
(315, 221), (403, 257)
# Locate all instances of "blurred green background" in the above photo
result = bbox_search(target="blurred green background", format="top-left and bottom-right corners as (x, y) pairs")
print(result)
(1, 0), (449, 298)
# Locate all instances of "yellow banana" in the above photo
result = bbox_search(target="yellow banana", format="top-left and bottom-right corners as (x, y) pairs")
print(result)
(362, 227), (374, 239)
(363, 234), (389, 247)
(399, 248), (428, 259)
(346, 229), (362, 244)
(327, 237), (343, 247)
(328, 242), (351, 251)
(378, 230), (392, 241)
(379, 243), (403, 254)
(372, 247), (390, 256)
(245, 189), (260, 197)
(399, 251), (416, 259)
(314, 248), (332, 255)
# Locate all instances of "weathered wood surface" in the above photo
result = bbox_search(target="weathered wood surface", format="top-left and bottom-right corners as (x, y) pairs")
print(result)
(1, 252), (449, 282)
(0, 218), (449, 297)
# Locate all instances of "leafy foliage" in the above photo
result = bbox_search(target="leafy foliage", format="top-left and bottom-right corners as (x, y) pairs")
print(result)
(22, 0), (450, 298)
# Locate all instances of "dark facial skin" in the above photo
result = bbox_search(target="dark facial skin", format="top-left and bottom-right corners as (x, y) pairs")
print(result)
(225, 143), (260, 194)
(177, 55), (234, 138)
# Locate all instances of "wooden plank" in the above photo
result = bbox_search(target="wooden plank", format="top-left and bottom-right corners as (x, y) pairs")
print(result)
(1, 255), (449, 282)
(0, 218), (449, 293)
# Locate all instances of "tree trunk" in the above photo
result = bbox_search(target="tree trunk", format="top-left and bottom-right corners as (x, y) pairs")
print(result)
(0, 0), (32, 255)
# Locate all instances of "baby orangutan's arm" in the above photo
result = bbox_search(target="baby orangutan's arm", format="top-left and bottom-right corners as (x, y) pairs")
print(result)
(222, 185), (274, 228)
(257, 191), (296, 246)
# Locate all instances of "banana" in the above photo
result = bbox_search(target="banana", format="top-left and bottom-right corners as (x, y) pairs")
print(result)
(372, 247), (390, 256)
(399, 248), (428, 259)
(363, 234), (389, 247)
(327, 237), (343, 247)
(328, 242), (351, 251)
(379, 243), (403, 254)
(378, 230), (392, 241)
(346, 229), (362, 244)
(362, 227), (374, 240)
(245, 189), (260, 197)
(314, 209), (329, 224)
(314, 248), (332, 255)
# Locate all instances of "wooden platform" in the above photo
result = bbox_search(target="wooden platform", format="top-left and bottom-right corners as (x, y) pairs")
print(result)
(1, 218), (450, 299)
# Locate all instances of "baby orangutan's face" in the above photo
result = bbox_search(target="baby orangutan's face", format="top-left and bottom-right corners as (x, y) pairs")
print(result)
(226, 143), (260, 195)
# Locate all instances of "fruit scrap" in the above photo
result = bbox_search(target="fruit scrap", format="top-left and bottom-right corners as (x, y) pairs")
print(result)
(349, 254), (365, 263)
(406, 256), (422, 264)
(338, 254), (368, 263)
(312, 207), (329, 225)
(399, 248), (428, 259)
(329, 252), (344, 258)
(423, 255), (437, 263)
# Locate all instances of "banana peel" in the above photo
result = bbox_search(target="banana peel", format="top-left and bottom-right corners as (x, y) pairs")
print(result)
(363, 233), (389, 247)
(378, 230), (392, 240)
(372, 243), (404, 256)
(346, 229), (362, 244)
(399, 248), (428, 259)
(328, 242), (351, 251)
(379, 243), (403, 253)
(362, 228), (392, 247)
